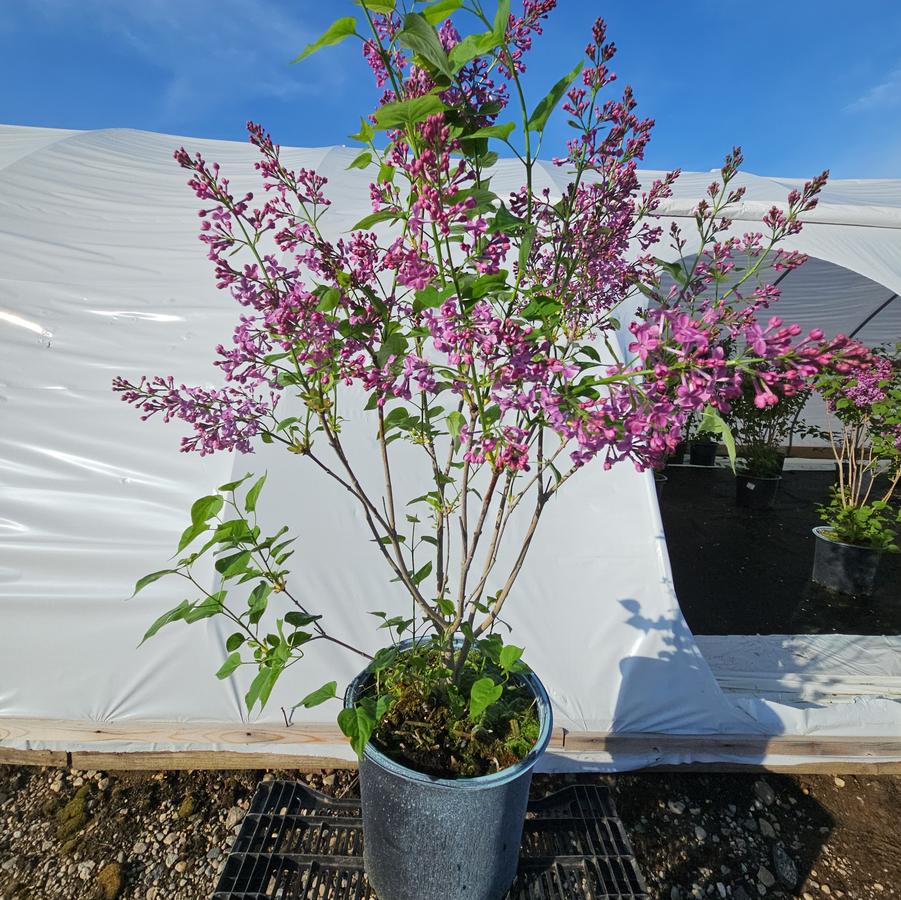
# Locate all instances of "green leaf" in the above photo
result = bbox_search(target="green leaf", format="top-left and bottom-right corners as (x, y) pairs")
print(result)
(140, 600), (191, 644)
(469, 676), (503, 720)
(183, 594), (224, 623)
(293, 17), (357, 63)
(215, 652), (242, 680)
(218, 474), (252, 493)
(499, 644), (524, 672)
(398, 12), (452, 79)
(216, 550), (252, 579)
(469, 271), (509, 300)
(527, 60), (584, 133)
(293, 681), (338, 709)
(518, 224), (536, 273)
(411, 560), (433, 586)
(177, 521), (209, 554)
(373, 93), (446, 130)
(347, 150), (373, 170)
(436, 596), (455, 617)
(285, 610), (321, 628)
(350, 117), (375, 143)
(413, 283), (454, 314)
(131, 569), (175, 598)
(338, 705), (376, 758)
(190, 494), (224, 526)
(697, 406), (737, 472)
(248, 583), (272, 623)
(464, 121), (515, 141)
(351, 209), (399, 231)
(244, 474), (267, 513)
(655, 257), (689, 286)
(492, 0), (510, 40)
(368, 647), (398, 673)
(446, 410), (465, 448)
(421, 0), (462, 25)
(356, 0), (395, 11)
(245, 665), (281, 712)
(226, 632), (246, 652)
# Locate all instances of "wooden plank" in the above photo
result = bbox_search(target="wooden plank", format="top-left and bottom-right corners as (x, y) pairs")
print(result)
(3, 718), (901, 772)
(69, 751), (357, 772)
(0, 746), (68, 767)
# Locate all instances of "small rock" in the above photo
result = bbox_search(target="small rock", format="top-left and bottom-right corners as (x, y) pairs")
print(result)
(717, 884), (727, 898)
(873, 885), (884, 893)
(98, 777), (110, 791)
(759, 818), (776, 839)
(668, 800), (686, 815)
(164, 852), (177, 868)
(132, 841), (148, 855)
(162, 832), (178, 846)
(757, 866), (776, 888)
(803, 894), (814, 900)
(174, 860), (187, 873)
(1, 856), (18, 872)
(693, 825), (706, 840)
(322, 773), (337, 787)
(743, 818), (758, 832)
(146, 888), (159, 900)
(670, 887), (682, 900)
(754, 781), (776, 806)
(176, 794), (196, 819)
(833, 776), (846, 788)
(772, 844), (798, 888)
(207, 847), (221, 862)
(821, 886), (831, 895)
(225, 806), (244, 830)
(734, 887), (752, 900)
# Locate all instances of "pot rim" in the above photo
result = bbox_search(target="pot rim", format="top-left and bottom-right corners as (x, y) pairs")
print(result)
(812, 525), (884, 553)
(344, 637), (553, 790)
(736, 473), (782, 482)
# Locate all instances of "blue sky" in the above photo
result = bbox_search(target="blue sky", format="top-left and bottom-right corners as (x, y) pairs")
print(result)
(2, 0), (900, 177)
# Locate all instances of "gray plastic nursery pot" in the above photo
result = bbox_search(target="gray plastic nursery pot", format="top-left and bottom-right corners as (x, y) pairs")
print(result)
(811, 526), (883, 595)
(689, 441), (718, 466)
(735, 473), (781, 510)
(344, 645), (553, 900)
(654, 473), (668, 500)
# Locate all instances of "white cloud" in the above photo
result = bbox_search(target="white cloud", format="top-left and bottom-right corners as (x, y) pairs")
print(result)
(846, 65), (901, 113)
(15, 0), (345, 125)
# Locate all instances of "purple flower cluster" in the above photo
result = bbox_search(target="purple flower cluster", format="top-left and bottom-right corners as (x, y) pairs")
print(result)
(114, 9), (867, 480)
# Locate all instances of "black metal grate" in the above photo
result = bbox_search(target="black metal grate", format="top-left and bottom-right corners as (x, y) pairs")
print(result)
(213, 781), (648, 900)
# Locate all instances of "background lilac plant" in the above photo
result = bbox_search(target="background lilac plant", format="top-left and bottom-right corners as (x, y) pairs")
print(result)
(816, 346), (901, 550)
(115, 0), (866, 749)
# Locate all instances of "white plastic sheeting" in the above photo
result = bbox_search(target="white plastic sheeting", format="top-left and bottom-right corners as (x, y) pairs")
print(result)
(2, 125), (900, 768)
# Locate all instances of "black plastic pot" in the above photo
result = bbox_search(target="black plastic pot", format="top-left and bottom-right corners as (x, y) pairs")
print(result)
(689, 441), (718, 466)
(735, 474), (781, 510)
(811, 526), (883, 595)
(669, 442), (686, 466)
(654, 473), (667, 500)
(345, 645), (553, 900)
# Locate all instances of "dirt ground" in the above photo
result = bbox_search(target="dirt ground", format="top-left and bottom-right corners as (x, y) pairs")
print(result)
(1, 765), (898, 900)
(660, 466), (901, 635)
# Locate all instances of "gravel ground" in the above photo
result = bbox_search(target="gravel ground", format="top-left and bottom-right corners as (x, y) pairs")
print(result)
(0, 766), (898, 899)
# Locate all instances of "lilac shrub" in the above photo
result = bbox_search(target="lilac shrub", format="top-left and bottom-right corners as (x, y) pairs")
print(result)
(816, 346), (901, 550)
(115, 1), (866, 759)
